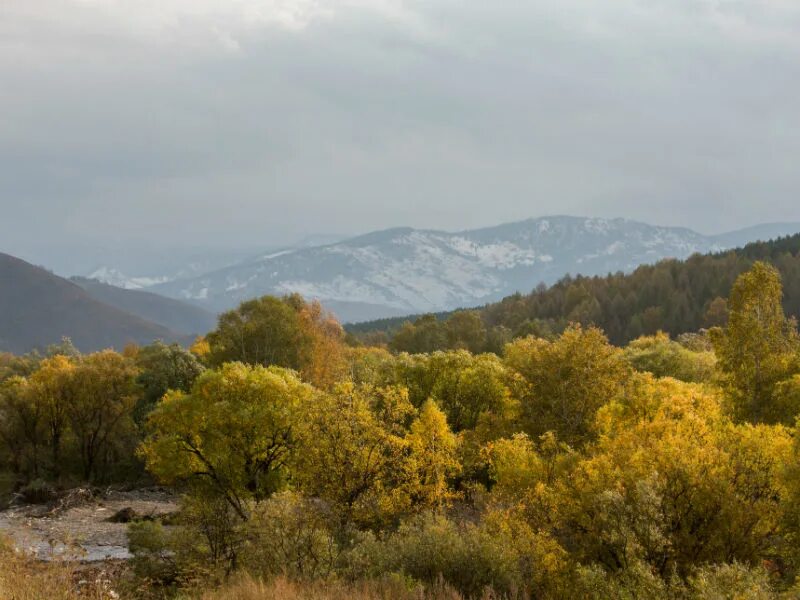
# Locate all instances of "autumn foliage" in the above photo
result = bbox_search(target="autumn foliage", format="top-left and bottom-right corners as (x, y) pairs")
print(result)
(6, 267), (800, 597)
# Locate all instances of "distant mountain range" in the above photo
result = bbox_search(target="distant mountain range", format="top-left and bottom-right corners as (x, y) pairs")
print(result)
(82, 234), (350, 290)
(70, 277), (217, 336)
(144, 217), (800, 323)
(5, 217), (800, 354)
(0, 253), (211, 354)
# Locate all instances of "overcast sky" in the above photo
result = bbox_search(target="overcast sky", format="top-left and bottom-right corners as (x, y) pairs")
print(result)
(2, 0), (800, 269)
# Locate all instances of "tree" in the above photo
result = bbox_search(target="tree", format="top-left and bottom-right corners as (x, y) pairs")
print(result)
(206, 295), (347, 389)
(389, 315), (448, 354)
(207, 296), (309, 370)
(622, 332), (716, 383)
(404, 400), (460, 508)
(557, 378), (792, 578)
(139, 363), (312, 521)
(28, 355), (77, 479)
(135, 341), (205, 423)
(293, 382), (414, 527)
(710, 262), (799, 423)
(0, 376), (43, 478)
(383, 351), (520, 432)
(295, 299), (348, 389)
(444, 311), (487, 354)
(504, 325), (630, 445)
(66, 351), (140, 481)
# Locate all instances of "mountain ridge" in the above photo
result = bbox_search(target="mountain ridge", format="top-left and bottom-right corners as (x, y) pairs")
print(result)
(0, 253), (192, 354)
(148, 217), (800, 323)
(71, 277), (217, 336)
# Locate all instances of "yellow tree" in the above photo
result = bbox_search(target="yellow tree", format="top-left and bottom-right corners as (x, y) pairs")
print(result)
(504, 324), (630, 446)
(404, 399), (460, 509)
(297, 299), (348, 389)
(139, 363), (312, 521)
(28, 355), (76, 478)
(559, 377), (791, 577)
(66, 351), (139, 481)
(293, 382), (414, 527)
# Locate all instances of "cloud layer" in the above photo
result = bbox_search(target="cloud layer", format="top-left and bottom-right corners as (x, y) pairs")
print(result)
(2, 0), (800, 267)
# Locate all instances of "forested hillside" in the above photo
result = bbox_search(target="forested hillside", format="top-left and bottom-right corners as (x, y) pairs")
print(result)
(349, 233), (800, 351)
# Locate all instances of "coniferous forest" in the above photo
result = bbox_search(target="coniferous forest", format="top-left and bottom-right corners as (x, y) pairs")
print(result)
(350, 233), (800, 352)
(4, 243), (800, 597)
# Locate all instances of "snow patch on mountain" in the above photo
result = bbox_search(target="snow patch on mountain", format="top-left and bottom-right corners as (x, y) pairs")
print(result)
(87, 267), (169, 290)
(149, 216), (800, 323)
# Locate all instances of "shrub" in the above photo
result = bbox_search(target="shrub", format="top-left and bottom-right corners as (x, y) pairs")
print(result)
(347, 510), (568, 598)
(239, 492), (338, 580)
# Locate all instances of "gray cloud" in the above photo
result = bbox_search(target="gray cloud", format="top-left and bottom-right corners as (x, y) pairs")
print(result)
(2, 0), (800, 272)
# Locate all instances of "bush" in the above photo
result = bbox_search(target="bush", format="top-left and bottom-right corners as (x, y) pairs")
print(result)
(239, 492), (338, 580)
(346, 510), (568, 598)
(128, 520), (179, 586)
(687, 563), (775, 600)
(623, 332), (716, 383)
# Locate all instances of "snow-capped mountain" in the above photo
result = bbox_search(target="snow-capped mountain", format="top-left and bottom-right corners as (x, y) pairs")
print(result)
(84, 235), (349, 291)
(149, 217), (800, 323)
(86, 267), (170, 290)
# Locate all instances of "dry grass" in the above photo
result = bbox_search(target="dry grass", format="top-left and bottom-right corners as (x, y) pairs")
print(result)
(0, 537), (122, 600)
(196, 575), (470, 600)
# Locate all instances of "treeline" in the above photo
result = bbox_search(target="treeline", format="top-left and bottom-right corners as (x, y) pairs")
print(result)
(6, 267), (800, 598)
(350, 232), (800, 351)
(0, 340), (204, 489)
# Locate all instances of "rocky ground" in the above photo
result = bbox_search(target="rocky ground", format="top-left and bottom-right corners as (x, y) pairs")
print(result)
(0, 488), (178, 561)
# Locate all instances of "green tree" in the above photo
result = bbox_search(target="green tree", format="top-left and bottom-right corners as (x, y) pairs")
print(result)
(134, 341), (205, 423)
(710, 262), (799, 423)
(206, 295), (347, 389)
(623, 332), (716, 383)
(444, 311), (487, 353)
(0, 376), (43, 478)
(389, 315), (448, 354)
(207, 296), (310, 370)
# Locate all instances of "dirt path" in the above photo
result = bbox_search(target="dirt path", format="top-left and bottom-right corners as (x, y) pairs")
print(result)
(0, 489), (178, 561)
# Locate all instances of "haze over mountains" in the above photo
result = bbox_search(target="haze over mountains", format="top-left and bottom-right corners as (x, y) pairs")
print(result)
(4, 216), (800, 353)
(146, 217), (800, 323)
(0, 253), (191, 354)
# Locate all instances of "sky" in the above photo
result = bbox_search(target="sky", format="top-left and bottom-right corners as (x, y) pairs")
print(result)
(2, 0), (800, 273)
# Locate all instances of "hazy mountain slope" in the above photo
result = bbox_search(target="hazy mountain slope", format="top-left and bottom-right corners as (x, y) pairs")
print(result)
(708, 222), (800, 249)
(151, 217), (800, 323)
(82, 236), (349, 290)
(349, 233), (800, 348)
(0, 253), (187, 353)
(72, 277), (217, 336)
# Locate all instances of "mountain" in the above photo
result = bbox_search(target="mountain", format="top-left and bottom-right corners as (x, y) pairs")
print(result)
(151, 217), (800, 323)
(83, 267), (170, 290)
(709, 222), (800, 249)
(82, 235), (349, 290)
(350, 232), (800, 350)
(0, 253), (189, 354)
(71, 277), (217, 336)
